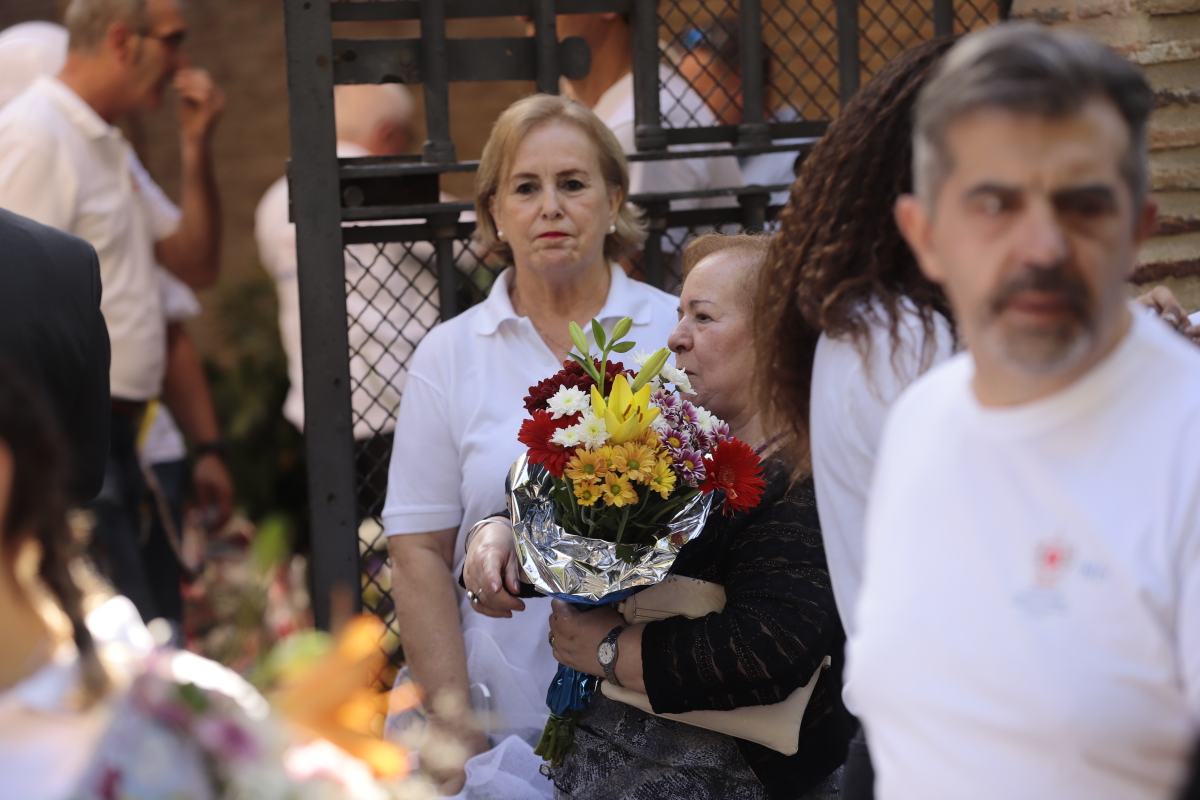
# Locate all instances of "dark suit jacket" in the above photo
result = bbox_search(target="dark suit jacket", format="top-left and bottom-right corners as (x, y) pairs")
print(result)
(0, 208), (110, 503)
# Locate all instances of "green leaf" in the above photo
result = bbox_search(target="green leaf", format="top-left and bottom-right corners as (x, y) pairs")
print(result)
(567, 352), (601, 383)
(590, 318), (607, 350)
(611, 340), (635, 353)
(568, 321), (590, 357)
(610, 316), (632, 343)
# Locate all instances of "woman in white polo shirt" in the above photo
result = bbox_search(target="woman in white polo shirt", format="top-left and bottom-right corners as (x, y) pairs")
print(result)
(380, 94), (679, 793)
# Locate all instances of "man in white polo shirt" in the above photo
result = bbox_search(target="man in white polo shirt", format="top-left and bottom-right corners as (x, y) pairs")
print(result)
(256, 82), (443, 520)
(0, 0), (224, 620)
(846, 24), (1200, 799)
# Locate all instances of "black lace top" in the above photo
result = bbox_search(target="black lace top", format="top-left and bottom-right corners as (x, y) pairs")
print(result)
(640, 459), (855, 798)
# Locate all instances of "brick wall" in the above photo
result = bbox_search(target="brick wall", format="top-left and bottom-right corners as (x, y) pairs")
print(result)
(1014, 0), (1200, 309)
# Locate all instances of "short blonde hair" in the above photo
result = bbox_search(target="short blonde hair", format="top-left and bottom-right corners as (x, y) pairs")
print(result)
(475, 94), (646, 262)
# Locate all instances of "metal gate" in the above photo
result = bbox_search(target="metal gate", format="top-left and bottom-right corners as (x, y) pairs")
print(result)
(281, 0), (1005, 657)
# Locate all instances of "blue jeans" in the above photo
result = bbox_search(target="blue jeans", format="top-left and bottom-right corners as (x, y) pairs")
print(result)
(89, 411), (156, 620)
(88, 410), (189, 627)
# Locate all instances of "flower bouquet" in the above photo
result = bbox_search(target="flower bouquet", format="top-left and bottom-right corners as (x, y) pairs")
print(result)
(508, 316), (766, 764)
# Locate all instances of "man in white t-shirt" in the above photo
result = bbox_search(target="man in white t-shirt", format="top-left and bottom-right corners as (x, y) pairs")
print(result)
(0, 0), (225, 621)
(256, 82), (444, 518)
(847, 24), (1200, 800)
(547, 12), (743, 212)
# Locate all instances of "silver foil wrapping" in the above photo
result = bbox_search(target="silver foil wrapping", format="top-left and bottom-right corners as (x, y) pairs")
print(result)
(508, 453), (713, 603)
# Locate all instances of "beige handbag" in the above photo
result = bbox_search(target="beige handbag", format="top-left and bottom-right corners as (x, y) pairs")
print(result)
(601, 575), (830, 756)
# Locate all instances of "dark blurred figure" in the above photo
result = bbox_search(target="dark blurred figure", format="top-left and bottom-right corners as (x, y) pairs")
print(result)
(1184, 745), (1200, 800)
(0, 209), (110, 504)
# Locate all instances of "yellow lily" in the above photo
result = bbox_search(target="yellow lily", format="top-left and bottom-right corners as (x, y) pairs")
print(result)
(591, 374), (660, 444)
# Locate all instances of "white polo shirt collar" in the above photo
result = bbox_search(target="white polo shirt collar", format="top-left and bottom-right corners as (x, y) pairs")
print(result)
(472, 262), (657, 336)
(34, 76), (116, 142)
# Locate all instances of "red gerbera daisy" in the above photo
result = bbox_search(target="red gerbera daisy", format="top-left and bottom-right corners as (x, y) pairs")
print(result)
(518, 410), (572, 477)
(700, 438), (766, 515)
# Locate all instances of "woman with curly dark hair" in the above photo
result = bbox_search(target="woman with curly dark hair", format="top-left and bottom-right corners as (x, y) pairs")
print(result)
(753, 38), (959, 800)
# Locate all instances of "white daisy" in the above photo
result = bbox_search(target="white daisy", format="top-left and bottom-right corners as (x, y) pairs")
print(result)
(661, 363), (694, 394)
(576, 412), (610, 449)
(694, 406), (719, 434)
(547, 385), (588, 419)
(551, 425), (583, 448)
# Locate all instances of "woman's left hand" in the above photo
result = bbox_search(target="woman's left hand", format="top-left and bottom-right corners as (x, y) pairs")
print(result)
(548, 599), (624, 678)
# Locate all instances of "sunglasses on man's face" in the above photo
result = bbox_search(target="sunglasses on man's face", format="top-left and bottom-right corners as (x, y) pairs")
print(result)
(140, 28), (187, 51)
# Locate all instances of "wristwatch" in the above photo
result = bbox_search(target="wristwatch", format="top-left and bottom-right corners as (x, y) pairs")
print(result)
(597, 624), (626, 687)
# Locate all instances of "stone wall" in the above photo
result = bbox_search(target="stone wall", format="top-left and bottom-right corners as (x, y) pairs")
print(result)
(1014, 0), (1200, 309)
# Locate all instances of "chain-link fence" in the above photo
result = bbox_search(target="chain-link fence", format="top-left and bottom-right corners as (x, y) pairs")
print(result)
(283, 0), (1007, 670)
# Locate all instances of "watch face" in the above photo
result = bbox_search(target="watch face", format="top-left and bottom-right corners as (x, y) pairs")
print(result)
(597, 641), (617, 665)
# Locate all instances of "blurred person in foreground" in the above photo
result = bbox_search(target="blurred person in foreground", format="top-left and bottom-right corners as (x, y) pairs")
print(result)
(382, 94), (679, 794)
(464, 235), (854, 800)
(845, 24), (1200, 799)
(756, 34), (1200, 800)
(256, 82), (441, 520)
(0, 208), (109, 504)
(0, 4), (232, 624)
(0, 360), (434, 800)
(755, 38), (958, 800)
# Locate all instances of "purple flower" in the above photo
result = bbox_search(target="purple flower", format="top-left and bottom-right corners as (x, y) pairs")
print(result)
(672, 448), (706, 487)
(677, 401), (700, 427)
(651, 388), (679, 411)
(712, 421), (732, 442)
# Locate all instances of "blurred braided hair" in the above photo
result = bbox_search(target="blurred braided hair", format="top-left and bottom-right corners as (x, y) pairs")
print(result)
(755, 37), (958, 469)
(0, 360), (108, 703)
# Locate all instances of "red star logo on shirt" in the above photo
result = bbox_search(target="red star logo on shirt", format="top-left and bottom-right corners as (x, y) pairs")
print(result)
(1035, 541), (1073, 587)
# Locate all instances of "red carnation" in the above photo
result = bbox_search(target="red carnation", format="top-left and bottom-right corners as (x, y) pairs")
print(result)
(518, 410), (572, 477)
(700, 438), (766, 515)
(523, 358), (630, 414)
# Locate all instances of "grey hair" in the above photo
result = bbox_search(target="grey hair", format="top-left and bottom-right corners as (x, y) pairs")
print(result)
(913, 23), (1153, 207)
(64, 0), (149, 52)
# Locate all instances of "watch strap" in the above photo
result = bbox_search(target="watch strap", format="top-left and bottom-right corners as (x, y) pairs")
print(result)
(600, 624), (625, 687)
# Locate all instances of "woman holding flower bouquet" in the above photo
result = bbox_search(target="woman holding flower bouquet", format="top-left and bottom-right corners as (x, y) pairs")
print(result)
(464, 235), (855, 799)
(380, 94), (678, 791)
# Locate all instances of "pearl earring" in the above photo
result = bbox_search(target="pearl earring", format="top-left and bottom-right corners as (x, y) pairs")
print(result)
(497, 229), (505, 240)
(608, 222), (616, 234)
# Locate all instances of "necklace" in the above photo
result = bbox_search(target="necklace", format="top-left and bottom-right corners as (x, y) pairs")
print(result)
(530, 318), (573, 361)
(511, 287), (574, 360)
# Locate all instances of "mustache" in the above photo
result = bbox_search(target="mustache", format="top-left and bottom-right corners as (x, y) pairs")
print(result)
(989, 264), (1091, 318)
